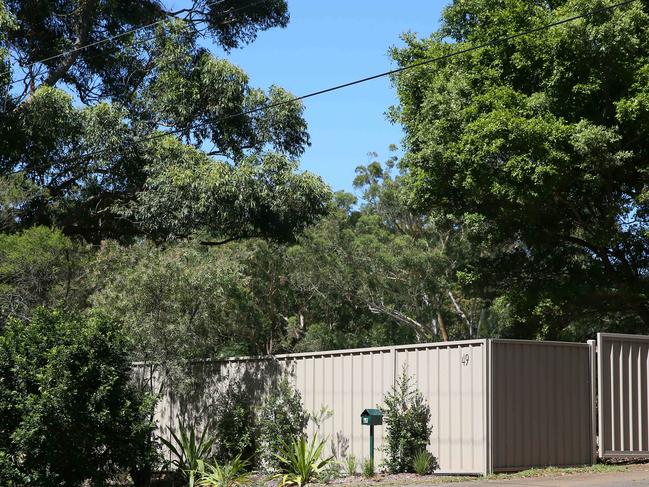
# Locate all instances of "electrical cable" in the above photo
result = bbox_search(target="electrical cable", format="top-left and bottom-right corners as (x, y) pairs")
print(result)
(9, 0), (641, 171)
(3, 0), (271, 84)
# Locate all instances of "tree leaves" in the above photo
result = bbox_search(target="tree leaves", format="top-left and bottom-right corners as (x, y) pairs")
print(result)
(130, 142), (331, 243)
(392, 0), (649, 337)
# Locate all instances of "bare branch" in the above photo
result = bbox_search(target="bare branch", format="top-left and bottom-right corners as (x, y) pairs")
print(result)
(44, 0), (98, 87)
(448, 290), (473, 338)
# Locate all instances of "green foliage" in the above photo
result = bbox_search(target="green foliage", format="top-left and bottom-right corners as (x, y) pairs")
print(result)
(270, 434), (333, 486)
(89, 239), (256, 380)
(287, 148), (496, 345)
(0, 174), (39, 233)
(4, 0), (288, 104)
(381, 369), (433, 474)
(1, 1), (328, 245)
(159, 422), (216, 484)
(131, 146), (332, 243)
(392, 0), (649, 338)
(88, 150), (484, 377)
(212, 379), (256, 464)
(318, 460), (344, 483)
(197, 455), (252, 487)
(0, 226), (87, 324)
(345, 454), (358, 476)
(361, 457), (375, 478)
(413, 450), (438, 476)
(0, 308), (157, 486)
(257, 378), (309, 471)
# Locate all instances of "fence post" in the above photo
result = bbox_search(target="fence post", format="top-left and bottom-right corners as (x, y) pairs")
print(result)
(587, 339), (597, 465)
(484, 339), (492, 475)
(391, 346), (397, 388)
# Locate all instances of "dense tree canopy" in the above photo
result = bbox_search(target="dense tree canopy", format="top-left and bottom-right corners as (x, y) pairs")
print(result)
(391, 0), (649, 338)
(86, 150), (486, 382)
(9, 0), (649, 483)
(2, 0), (647, 368)
(4, 0), (289, 104)
(0, 0), (330, 243)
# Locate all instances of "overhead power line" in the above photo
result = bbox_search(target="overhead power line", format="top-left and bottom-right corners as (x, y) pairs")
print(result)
(12, 0), (640, 170)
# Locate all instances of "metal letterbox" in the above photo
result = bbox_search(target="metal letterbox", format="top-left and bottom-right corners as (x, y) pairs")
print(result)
(360, 408), (383, 426)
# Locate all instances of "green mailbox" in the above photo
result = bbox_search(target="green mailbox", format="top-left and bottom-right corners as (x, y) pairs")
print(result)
(361, 408), (383, 426)
(361, 409), (383, 468)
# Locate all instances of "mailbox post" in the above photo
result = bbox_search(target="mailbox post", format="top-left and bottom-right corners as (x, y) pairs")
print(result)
(360, 409), (383, 468)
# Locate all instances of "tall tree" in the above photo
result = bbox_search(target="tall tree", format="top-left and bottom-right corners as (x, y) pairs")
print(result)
(4, 0), (289, 104)
(391, 0), (649, 339)
(0, 1), (330, 243)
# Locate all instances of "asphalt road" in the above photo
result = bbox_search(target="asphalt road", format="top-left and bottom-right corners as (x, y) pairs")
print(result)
(412, 465), (649, 487)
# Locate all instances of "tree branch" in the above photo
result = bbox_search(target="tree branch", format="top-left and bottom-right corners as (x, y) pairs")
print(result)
(44, 0), (97, 87)
(199, 234), (261, 246)
(448, 290), (473, 338)
(367, 301), (433, 340)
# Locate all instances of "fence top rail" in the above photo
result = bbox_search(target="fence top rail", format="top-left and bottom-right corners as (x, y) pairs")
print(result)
(491, 339), (591, 348)
(131, 337), (612, 367)
(131, 339), (489, 367)
(597, 332), (649, 342)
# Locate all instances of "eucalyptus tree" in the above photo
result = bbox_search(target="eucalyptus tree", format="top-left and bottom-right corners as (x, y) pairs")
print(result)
(0, 0), (330, 243)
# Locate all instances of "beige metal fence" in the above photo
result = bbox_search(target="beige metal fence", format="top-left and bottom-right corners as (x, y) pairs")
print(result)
(396, 341), (487, 474)
(597, 333), (649, 458)
(138, 337), (605, 475)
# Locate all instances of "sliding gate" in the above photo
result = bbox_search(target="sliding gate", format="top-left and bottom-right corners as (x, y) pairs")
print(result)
(597, 333), (649, 459)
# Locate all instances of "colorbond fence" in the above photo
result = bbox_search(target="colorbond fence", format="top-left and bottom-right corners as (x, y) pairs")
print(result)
(396, 341), (487, 474)
(597, 333), (649, 458)
(489, 340), (593, 472)
(137, 337), (607, 475)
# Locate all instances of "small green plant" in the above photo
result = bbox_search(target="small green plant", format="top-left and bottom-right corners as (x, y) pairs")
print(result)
(158, 421), (215, 485)
(197, 454), (252, 487)
(212, 379), (256, 464)
(381, 367), (433, 473)
(413, 450), (438, 475)
(361, 457), (375, 478)
(345, 454), (357, 476)
(257, 378), (309, 471)
(270, 434), (333, 486)
(319, 460), (344, 483)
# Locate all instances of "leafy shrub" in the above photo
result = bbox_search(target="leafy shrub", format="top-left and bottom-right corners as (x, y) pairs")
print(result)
(413, 450), (438, 475)
(197, 454), (252, 487)
(0, 227), (87, 324)
(212, 378), (256, 464)
(345, 454), (357, 476)
(0, 308), (157, 486)
(270, 434), (333, 486)
(256, 377), (308, 471)
(361, 457), (375, 478)
(319, 460), (344, 483)
(381, 368), (434, 473)
(159, 422), (216, 485)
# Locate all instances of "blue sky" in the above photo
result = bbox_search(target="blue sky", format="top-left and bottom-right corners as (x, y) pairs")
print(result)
(196, 0), (448, 193)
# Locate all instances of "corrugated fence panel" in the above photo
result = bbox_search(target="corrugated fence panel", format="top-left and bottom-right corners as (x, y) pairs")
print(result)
(396, 340), (487, 475)
(285, 349), (394, 464)
(597, 333), (649, 458)
(135, 358), (284, 463)
(490, 340), (592, 472)
(139, 335), (649, 474)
